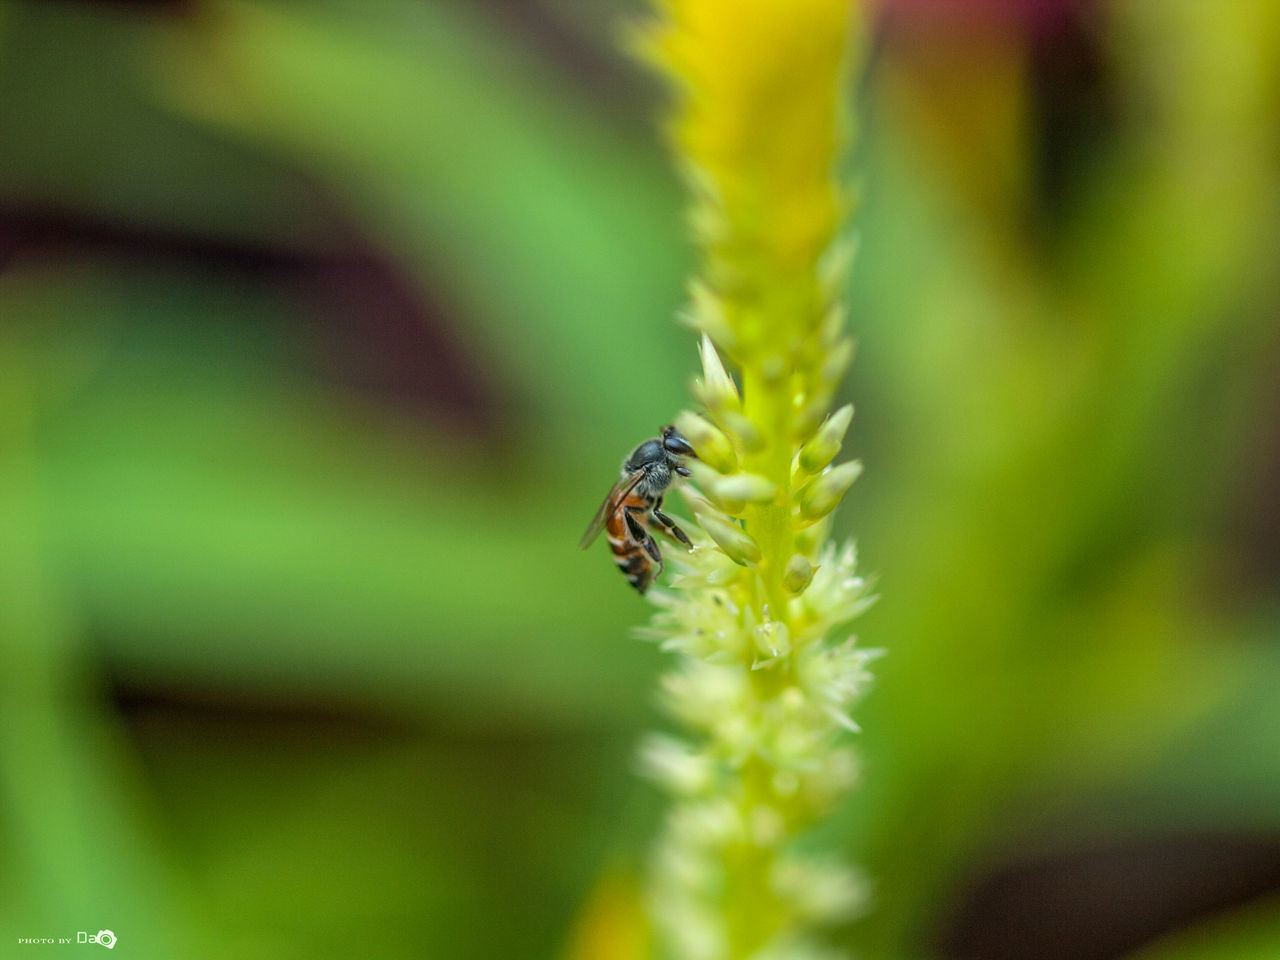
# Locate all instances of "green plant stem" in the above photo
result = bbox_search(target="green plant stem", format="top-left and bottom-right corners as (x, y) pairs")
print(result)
(743, 370), (795, 625)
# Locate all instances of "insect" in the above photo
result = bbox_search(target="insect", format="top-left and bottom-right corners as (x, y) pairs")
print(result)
(580, 425), (697, 593)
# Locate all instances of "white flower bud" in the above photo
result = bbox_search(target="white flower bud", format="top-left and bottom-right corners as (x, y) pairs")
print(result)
(753, 620), (791, 658)
(696, 333), (739, 413)
(804, 747), (861, 811)
(759, 353), (786, 383)
(794, 515), (832, 556)
(819, 302), (847, 349)
(820, 337), (855, 389)
(772, 770), (800, 797)
(717, 410), (764, 452)
(783, 554), (816, 595)
(749, 804), (786, 847)
(686, 463), (745, 515)
(691, 502), (762, 566)
(799, 460), (863, 520)
(818, 234), (858, 306)
(680, 279), (737, 350)
(772, 858), (868, 924)
(639, 735), (714, 795)
(797, 404), (854, 475)
(708, 471), (776, 505)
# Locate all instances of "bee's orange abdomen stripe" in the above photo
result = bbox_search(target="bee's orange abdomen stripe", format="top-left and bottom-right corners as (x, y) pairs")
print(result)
(605, 504), (628, 540)
(604, 494), (655, 592)
(622, 492), (651, 511)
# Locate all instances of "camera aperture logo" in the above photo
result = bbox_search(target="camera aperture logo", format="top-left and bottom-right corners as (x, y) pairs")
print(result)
(16, 929), (117, 949)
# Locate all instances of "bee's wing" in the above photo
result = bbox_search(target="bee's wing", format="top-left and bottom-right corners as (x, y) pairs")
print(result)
(580, 469), (646, 549)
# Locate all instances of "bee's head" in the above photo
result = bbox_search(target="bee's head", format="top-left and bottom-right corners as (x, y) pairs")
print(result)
(625, 426), (698, 476)
(660, 425), (696, 459)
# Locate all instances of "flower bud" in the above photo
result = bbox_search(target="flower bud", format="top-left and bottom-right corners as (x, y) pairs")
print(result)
(674, 410), (738, 474)
(820, 337), (855, 389)
(638, 734), (713, 795)
(799, 460), (863, 520)
(709, 472), (776, 505)
(794, 515), (832, 555)
(818, 234), (858, 306)
(687, 462), (744, 515)
(783, 554), (816, 595)
(692, 505), (762, 566)
(792, 403), (825, 446)
(696, 333), (740, 413)
(803, 747), (861, 812)
(819, 302), (848, 349)
(748, 804), (785, 847)
(759, 354), (786, 384)
(718, 410), (763, 452)
(753, 620), (791, 658)
(771, 858), (868, 925)
(798, 404), (854, 475)
(680, 280), (737, 350)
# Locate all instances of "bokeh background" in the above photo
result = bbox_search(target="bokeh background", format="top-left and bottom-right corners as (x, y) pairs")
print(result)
(2, 1), (1279, 958)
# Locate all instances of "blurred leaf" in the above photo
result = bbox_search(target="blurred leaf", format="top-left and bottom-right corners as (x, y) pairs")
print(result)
(156, 0), (692, 437)
(2, 264), (660, 725)
(0, 3), (341, 252)
(1124, 896), (1280, 960)
(0, 347), (196, 960)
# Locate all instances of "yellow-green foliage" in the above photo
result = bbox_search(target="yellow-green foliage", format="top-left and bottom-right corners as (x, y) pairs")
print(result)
(632, 2), (872, 958)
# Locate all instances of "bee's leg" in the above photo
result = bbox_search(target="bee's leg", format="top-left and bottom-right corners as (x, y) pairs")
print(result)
(653, 510), (692, 548)
(646, 535), (663, 569)
(625, 502), (664, 572)
(652, 497), (693, 549)
(624, 507), (647, 545)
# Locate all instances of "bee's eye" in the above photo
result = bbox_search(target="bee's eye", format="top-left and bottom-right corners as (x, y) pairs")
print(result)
(663, 432), (696, 457)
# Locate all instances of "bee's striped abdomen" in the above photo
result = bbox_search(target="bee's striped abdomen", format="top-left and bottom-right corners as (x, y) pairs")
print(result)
(605, 493), (655, 593)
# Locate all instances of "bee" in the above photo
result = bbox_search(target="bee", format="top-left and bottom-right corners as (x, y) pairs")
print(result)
(580, 425), (697, 593)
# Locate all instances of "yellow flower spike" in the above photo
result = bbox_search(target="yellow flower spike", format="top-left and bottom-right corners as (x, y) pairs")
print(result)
(634, 1), (873, 956)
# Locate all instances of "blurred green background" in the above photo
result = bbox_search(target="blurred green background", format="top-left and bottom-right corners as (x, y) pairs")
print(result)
(1, 1), (1279, 959)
